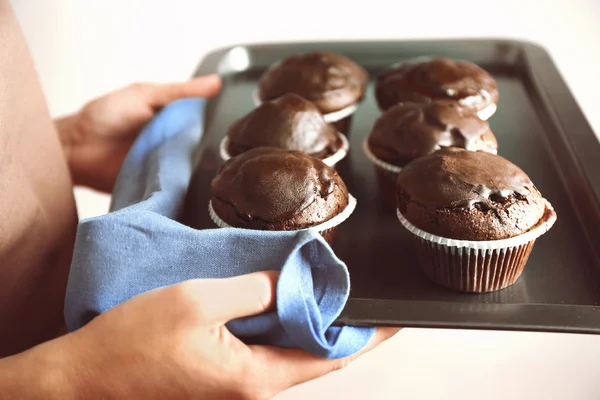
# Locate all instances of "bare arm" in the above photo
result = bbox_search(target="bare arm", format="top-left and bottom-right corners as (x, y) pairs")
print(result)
(0, 336), (77, 399)
(0, 272), (399, 399)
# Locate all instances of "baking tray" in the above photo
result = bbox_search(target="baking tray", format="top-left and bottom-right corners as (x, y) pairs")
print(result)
(183, 39), (600, 334)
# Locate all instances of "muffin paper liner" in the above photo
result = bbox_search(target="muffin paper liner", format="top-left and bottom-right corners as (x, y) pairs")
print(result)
(219, 131), (350, 167)
(361, 139), (403, 174)
(251, 88), (358, 123)
(396, 200), (557, 293)
(458, 87), (496, 120)
(208, 193), (357, 244)
(476, 103), (497, 121)
(361, 139), (403, 205)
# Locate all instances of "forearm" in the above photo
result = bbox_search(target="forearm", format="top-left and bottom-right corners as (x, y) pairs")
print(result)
(0, 335), (80, 399)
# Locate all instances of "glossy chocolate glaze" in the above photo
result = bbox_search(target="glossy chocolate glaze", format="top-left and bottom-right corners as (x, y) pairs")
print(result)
(397, 147), (533, 209)
(211, 147), (348, 227)
(258, 51), (369, 114)
(227, 93), (342, 158)
(375, 57), (499, 113)
(367, 102), (498, 167)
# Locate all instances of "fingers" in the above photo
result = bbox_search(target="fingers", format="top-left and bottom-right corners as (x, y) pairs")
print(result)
(250, 326), (401, 393)
(145, 74), (222, 108)
(184, 271), (279, 325)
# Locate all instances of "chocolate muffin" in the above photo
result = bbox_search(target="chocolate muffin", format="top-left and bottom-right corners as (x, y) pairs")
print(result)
(368, 102), (498, 167)
(209, 147), (356, 244)
(397, 147), (545, 240)
(363, 102), (498, 206)
(221, 93), (348, 166)
(375, 57), (499, 120)
(255, 51), (369, 134)
(395, 148), (557, 293)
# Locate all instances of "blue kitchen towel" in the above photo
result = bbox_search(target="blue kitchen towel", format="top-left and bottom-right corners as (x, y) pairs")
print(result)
(64, 97), (375, 359)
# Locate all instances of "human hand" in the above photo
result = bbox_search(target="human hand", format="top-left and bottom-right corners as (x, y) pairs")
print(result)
(16, 271), (398, 399)
(57, 74), (221, 192)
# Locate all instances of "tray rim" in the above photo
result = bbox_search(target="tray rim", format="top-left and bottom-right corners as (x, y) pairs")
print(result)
(192, 38), (600, 333)
(194, 37), (553, 74)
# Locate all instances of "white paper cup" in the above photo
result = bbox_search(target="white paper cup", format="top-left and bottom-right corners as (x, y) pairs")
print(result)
(219, 132), (350, 168)
(252, 89), (359, 134)
(476, 103), (497, 121)
(457, 88), (497, 121)
(361, 139), (402, 206)
(208, 194), (357, 245)
(396, 200), (557, 293)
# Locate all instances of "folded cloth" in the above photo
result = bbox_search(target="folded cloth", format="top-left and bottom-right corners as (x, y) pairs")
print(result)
(64, 97), (374, 359)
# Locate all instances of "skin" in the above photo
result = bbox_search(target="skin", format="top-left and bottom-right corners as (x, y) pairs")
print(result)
(0, 272), (397, 399)
(56, 75), (222, 192)
(0, 1), (400, 397)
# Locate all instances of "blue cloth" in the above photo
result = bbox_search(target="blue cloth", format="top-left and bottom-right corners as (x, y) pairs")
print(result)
(64, 97), (374, 359)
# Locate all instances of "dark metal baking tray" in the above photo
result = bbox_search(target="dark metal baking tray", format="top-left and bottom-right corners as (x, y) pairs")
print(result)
(184, 39), (600, 334)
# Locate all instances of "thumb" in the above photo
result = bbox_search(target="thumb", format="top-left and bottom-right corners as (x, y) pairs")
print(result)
(147, 74), (222, 108)
(186, 271), (279, 325)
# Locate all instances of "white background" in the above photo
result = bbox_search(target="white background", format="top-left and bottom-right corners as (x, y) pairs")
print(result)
(11, 1), (600, 398)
